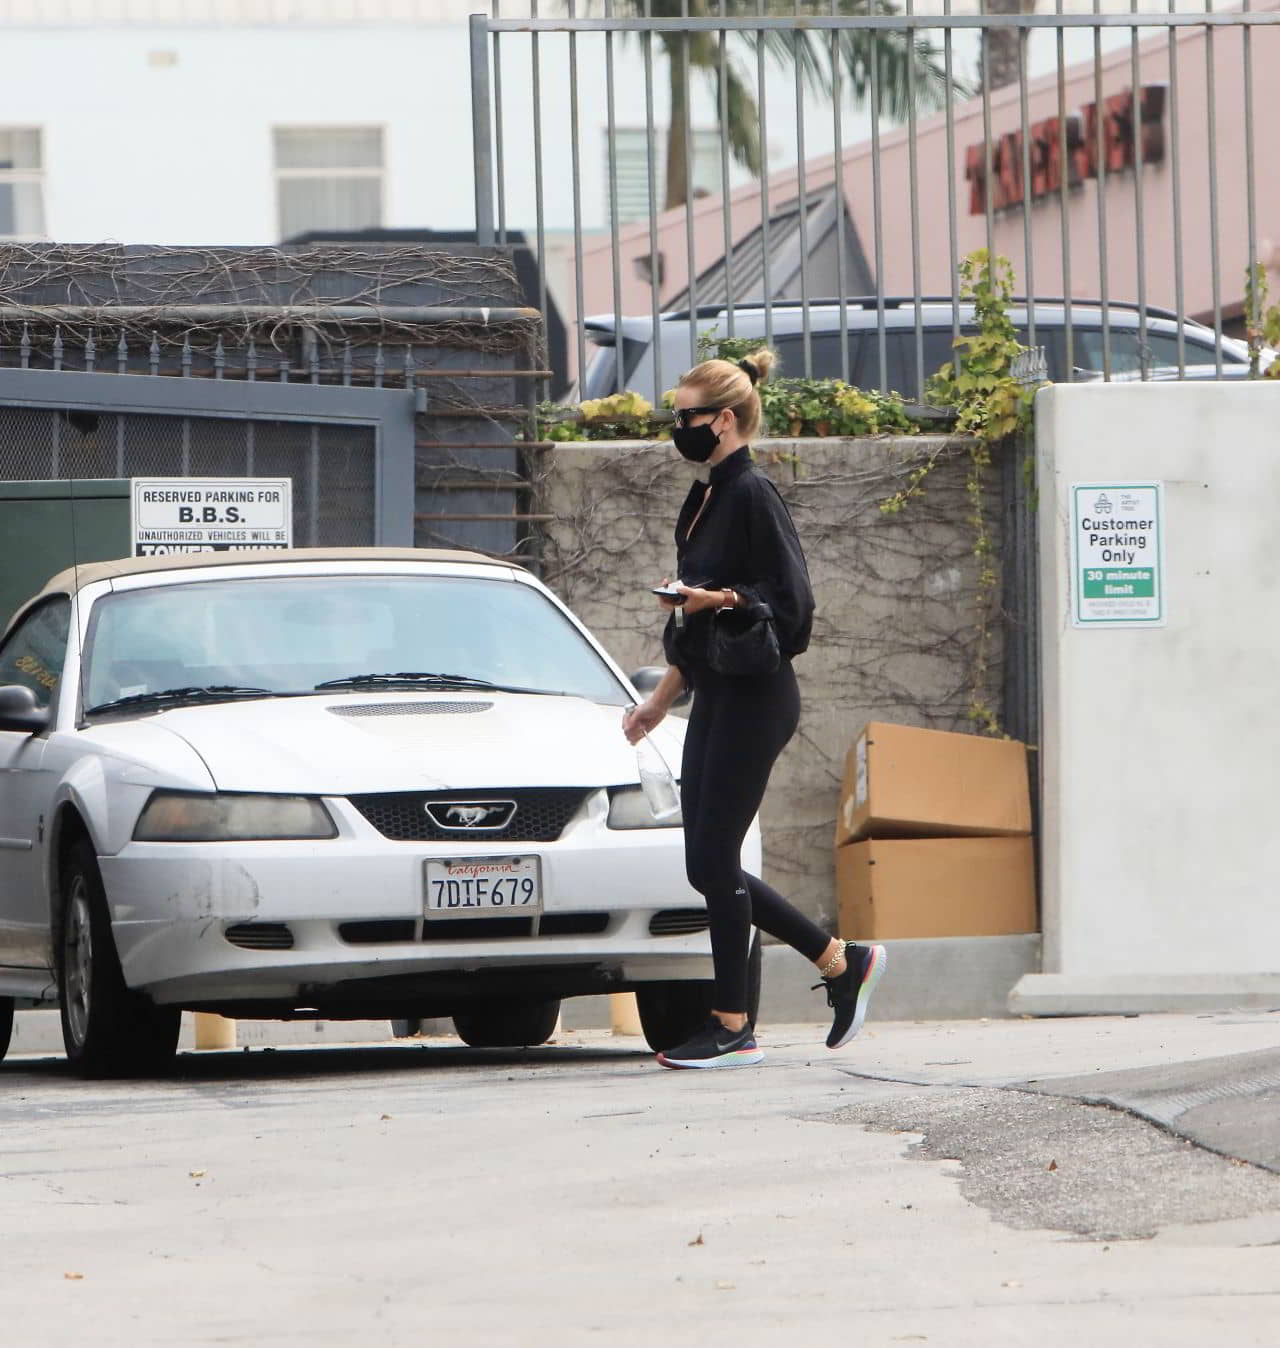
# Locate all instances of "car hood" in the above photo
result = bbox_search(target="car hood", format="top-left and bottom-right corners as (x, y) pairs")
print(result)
(142, 692), (685, 795)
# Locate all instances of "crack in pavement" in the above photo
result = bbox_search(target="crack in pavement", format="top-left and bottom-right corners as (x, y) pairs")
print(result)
(829, 1080), (1280, 1242)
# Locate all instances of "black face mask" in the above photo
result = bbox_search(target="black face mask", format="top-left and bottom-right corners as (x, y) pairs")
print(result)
(672, 421), (720, 463)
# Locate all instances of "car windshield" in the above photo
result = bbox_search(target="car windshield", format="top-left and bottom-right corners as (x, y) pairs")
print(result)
(81, 574), (630, 709)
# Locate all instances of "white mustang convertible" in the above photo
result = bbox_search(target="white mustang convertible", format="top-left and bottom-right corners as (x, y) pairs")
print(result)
(0, 548), (761, 1076)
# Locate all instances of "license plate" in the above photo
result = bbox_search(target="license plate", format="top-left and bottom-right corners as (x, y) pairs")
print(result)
(423, 855), (542, 919)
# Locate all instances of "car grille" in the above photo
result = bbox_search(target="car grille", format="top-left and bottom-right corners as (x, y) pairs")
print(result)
(649, 908), (710, 936)
(336, 912), (610, 944)
(224, 922), (295, 950)
(347, 788), (594, 842)
(328, 701), (493, 719)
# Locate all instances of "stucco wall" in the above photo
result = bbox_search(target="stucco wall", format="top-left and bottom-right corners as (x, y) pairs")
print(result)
(1035, 382), (1280, 978)
(536, 435), (1003, 931)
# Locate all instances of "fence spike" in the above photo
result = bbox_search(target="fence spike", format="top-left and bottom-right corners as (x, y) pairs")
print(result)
(278, 351), (289, 383)
(342, 340), (353, 386)
(53, 328), (64, 371)
(19, 323), (30, 369)
(306, 334), (319, 383)
(403, 344), (415, 388)
(214, 334), (225, 379)
(116, 330), (128, 373)
(373, 342), (385, 388)
(246, 338), (258, 381)
(84, 329), (96, 373)
(181, 333), (193, 377)
(149, 332), (160, 375)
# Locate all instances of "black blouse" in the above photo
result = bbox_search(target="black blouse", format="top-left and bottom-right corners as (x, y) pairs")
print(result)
(662, 446), (815, 677)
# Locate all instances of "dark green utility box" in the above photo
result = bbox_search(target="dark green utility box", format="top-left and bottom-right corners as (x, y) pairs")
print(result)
(1, 480), (130, 632)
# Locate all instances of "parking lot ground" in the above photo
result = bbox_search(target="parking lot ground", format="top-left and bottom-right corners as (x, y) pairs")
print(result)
(3, 1013), (1279, 1348)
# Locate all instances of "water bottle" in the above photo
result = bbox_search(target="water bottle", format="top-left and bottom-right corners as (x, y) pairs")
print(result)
(635, 733), (681, 821)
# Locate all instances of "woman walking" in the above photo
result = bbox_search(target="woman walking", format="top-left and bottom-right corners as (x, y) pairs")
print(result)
(622, 349), (886, 1069)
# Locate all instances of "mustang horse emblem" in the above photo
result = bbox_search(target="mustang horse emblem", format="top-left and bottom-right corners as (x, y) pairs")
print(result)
(426, 800), (517, 830)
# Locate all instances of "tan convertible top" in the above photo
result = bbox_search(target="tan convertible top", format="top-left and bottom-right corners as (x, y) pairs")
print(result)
(21, 546), (519, 620)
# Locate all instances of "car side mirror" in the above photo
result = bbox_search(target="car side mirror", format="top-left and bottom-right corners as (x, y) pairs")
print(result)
(629, 666), (691, 710)
(0, 684), (52, 734)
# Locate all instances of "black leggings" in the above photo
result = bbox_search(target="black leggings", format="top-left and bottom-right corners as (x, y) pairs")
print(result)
(680, 661), (832, 1014)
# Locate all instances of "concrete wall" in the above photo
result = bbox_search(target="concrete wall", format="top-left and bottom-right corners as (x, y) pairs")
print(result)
(537, 434), (1003, 932)
(1021, 382), (1280, 1008)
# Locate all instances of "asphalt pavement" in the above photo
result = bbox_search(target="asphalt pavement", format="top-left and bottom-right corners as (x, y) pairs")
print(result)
(2, 1011), (1278, 1347)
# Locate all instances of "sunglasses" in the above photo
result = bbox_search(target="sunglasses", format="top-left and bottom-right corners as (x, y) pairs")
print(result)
(671, 405), (725, 428)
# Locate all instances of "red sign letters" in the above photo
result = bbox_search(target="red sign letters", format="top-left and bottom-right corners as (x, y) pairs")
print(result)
(965, 85), (1167, 215)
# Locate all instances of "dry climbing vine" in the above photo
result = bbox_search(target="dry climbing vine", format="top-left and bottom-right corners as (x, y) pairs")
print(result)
(0, 243), (540, 383)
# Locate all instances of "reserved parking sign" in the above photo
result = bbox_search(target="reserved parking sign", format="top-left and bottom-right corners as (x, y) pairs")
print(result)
(130, 478), (293, 556)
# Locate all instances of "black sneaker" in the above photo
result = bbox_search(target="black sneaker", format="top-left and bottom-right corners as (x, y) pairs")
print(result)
(815, 943), (887, 1049)
(657, 1016), (764, 1070)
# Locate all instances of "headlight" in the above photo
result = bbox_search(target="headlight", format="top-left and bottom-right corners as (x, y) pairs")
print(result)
(133, 792), (337, 842)
(606, 785), (683, 830)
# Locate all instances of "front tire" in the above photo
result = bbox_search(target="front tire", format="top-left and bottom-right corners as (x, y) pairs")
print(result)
(636, 930), (762, 1052)
(0, 997), (13, 1063)
(452, 997), (561, 1048)
(57, 839), (181, 1078)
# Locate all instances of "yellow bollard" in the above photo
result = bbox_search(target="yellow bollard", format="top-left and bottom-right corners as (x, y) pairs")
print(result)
(609, 992), (643, 1037)
(193, 1012), (236, 1051)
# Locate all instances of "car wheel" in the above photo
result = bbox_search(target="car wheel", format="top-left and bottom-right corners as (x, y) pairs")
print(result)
(636, 930), (762, 1052)
(452, 998), (561, 1048)
(0, 996), (13, 1063)
(57, 838), (181, 1079)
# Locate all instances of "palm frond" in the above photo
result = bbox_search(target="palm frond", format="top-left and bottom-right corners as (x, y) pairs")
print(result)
(720, 61), (763, 175)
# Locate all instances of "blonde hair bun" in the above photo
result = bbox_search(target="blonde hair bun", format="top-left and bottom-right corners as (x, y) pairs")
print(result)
(742, 348), (776, 384)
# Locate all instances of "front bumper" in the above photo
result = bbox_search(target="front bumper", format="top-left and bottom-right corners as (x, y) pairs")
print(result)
(98, 792), (715, 1008)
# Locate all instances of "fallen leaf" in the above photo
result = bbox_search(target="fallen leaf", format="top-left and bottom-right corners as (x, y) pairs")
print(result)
(64, 1273), (84, 1281)
(688, 1233), (704, 1247)
(715, 1281), (736, 1291)
(380, 1114), (393, 1121)
(1047, 1160), (1058, 1171)
(1002, 1280), (1022, 1289)
(189, 1170), (207, 1179)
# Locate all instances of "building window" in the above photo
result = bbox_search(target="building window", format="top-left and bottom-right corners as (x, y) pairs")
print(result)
(273, 127), (384, 240)
(0, 129), (45, 239)
(607, 128), (724, 227)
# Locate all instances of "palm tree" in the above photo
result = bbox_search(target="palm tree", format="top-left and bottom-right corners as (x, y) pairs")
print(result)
(618, 0), (959, 211)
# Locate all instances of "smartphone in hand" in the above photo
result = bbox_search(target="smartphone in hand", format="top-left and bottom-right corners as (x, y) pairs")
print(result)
(652, 584), (687, 604)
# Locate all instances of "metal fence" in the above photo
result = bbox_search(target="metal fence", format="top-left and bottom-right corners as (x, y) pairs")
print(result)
(471, 4), (1277, 404)
(0, 330), (422, 547)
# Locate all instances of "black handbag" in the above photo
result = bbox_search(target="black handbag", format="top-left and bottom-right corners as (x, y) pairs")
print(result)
(707, 600), (781, 677)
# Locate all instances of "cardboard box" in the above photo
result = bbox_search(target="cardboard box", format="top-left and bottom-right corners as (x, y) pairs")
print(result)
(835, 721), (1031, 847)
(836, 836), (1037, 940)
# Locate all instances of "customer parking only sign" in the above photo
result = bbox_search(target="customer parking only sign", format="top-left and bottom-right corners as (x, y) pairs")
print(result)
(130, 478), (293, 557)
(1070, 481), (1165, 628)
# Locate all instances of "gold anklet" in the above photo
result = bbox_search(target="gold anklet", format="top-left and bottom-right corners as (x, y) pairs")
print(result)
(818, 942), (848, 980)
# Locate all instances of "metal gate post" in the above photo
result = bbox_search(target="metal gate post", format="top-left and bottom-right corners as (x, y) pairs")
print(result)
(470, 14), (497, 247)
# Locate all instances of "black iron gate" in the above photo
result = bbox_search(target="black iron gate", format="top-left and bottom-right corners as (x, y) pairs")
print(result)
(0, 366), (417, 547)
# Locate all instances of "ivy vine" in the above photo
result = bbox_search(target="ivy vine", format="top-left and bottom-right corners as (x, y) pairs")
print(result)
(1244, 264), (1280, 380)
(880, 249), (1041, 736)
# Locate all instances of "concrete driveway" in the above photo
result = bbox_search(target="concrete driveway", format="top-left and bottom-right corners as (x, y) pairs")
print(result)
(3, 1014), (1279, 1347)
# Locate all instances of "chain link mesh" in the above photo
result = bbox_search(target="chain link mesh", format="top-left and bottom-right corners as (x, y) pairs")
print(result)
(0, 407), (376, 546)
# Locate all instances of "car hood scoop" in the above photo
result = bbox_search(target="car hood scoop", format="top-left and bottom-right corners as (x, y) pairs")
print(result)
(149, 692), (680, 795)
(327, 700), (494, 718)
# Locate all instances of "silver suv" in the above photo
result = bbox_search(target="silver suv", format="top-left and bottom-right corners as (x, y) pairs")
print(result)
(581, 298), (1267, 402)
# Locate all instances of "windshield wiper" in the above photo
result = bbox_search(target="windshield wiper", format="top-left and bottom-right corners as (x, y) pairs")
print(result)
(314, 671), (499, 691)
(84, 685), (284, 716)
(314, 671), (564, 697)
